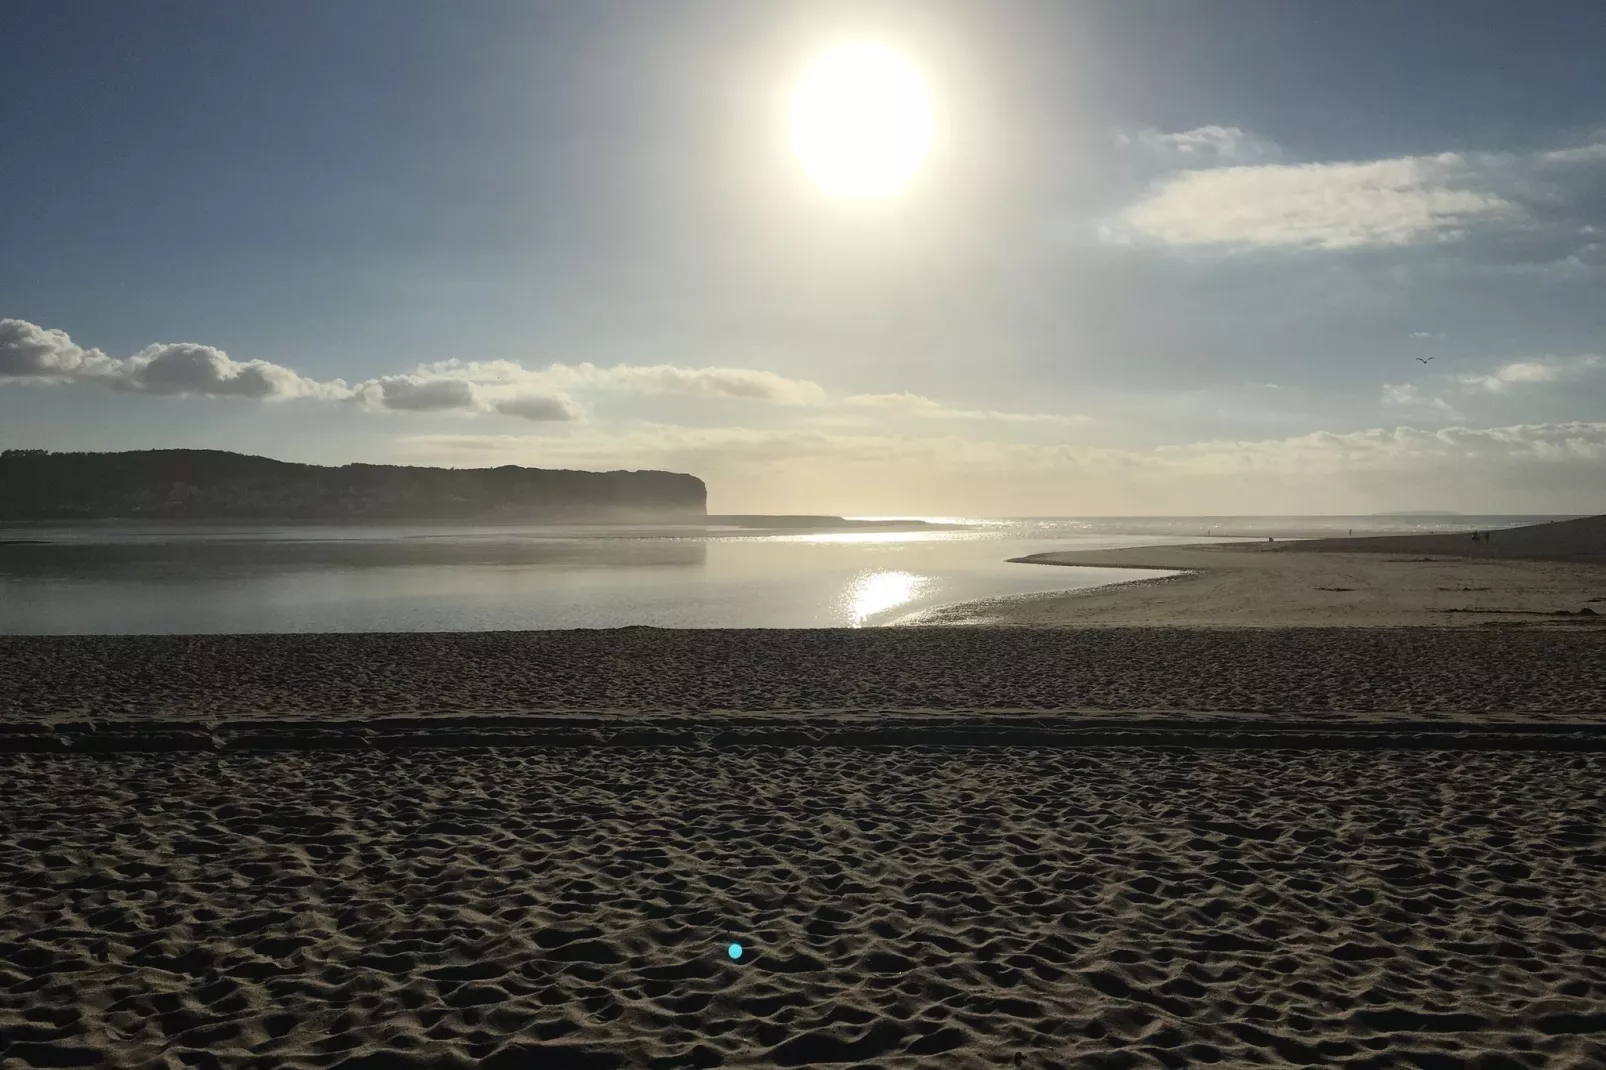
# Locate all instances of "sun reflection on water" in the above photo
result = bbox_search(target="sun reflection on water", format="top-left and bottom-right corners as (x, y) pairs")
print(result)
(773, 530), (965, 544)
(841, 569), (930, 626)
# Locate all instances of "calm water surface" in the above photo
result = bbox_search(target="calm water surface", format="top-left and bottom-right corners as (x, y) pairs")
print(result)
(0, 515), (1570, 634)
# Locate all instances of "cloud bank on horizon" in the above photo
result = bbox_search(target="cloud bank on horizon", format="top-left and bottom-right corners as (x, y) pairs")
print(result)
(0, 317), (1066, 428)
(6, 313), (1603, 513)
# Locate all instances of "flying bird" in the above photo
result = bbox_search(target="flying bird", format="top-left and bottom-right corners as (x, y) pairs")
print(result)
(1416, 356), (1434, 364)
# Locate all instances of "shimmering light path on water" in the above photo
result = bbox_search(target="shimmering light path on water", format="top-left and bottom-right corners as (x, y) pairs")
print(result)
(0, 516), (1559, 634)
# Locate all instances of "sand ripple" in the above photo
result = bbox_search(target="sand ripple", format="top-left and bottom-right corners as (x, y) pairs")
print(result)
(4, 746), (1605, 1068)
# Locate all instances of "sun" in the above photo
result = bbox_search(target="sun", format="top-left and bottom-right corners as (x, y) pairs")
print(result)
(790, 45), (934, 198)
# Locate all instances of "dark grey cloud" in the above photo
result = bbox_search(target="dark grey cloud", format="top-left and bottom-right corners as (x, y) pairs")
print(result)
(493, 394), (583, 421)
(353, 376), (581, 421)
(362, 375), (478, 412)
(118, 343), (330, 398)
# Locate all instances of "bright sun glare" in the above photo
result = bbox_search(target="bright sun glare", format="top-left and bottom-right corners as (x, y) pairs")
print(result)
(790, 45), (934, 198)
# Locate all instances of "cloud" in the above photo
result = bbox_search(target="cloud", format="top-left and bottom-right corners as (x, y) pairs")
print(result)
(408, 418), (1606, 475)
(1115, 125), (1284, 168)
(357, 375), (479, 412)
(842, 391), (940, 410)
(1463, 362), (1557, 392)
(1381, 382), (1463, 420)
(1150, 422), (1606, 478)
(1105, 131), (1606, 258)
(842, 392), (1088, 424)
(401, 420), (1606, 514)
(0, 318), (821, 421)
(416, 359), (827, 405)
(9, 318), (1056, 428)
(118, 343), (341, 399)
(1109, 153), (1516, 250)
(0, 319), (115, 378)
(347, 372), (584, 422)
(1459, 354), (1603, 393)
(1, 318), (336, 399)
(492, 394), (584, 421)
(598, 364), (825, 404)
(347, 357), (825, 419)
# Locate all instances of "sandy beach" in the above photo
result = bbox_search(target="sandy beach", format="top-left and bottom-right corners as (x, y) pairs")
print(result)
(928, 516), (1606, 628)
(12, 0), (1605, 1062)
(4, 738), (1605, 1069)
(5, 519), (1606, 1068)
(3, 624), (1606, 1068)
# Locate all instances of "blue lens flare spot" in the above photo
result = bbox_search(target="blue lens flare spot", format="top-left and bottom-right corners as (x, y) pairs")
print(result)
(727, 942), (744, 960)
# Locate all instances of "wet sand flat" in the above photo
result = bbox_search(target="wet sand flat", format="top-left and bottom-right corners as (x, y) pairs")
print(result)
(935, 548), (1606, 628)
(4, 745), (1605, 1069)
(945, 514), (1606, 629)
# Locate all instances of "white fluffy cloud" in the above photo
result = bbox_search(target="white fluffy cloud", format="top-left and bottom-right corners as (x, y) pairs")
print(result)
(4, 318), (1027, 426)
(1106, 131), (1606, 257)
(0, 318), (339, 399)
(1459, 355), (1602, 393)
(0, 319), (829, 422)
(1110, 153), (1515, 250)
(0, 319), (113, 378)
(124, 343), (346, 399)
(1464, 362), (1557, 392)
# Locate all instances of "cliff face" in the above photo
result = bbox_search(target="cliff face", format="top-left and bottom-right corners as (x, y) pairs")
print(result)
(0, 449), (707, 522)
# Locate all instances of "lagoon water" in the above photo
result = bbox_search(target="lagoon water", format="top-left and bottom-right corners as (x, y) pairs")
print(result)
(0, 515), (1566, 634)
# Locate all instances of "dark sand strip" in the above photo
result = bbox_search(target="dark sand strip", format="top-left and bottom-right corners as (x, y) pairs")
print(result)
(7, 715), (1606, 754)
(5, 628), (1606, 722)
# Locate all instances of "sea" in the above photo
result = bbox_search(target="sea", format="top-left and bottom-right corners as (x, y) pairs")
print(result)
(0, 515), (1575, 635)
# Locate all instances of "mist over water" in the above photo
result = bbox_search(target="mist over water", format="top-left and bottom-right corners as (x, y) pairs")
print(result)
(0, 516), (1570, 635)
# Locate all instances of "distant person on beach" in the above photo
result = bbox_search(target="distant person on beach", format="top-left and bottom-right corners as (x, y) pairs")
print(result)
(1473, 531), (1482, 545)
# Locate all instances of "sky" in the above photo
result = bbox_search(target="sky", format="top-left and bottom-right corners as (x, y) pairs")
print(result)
(3, 0), (1604, 515)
